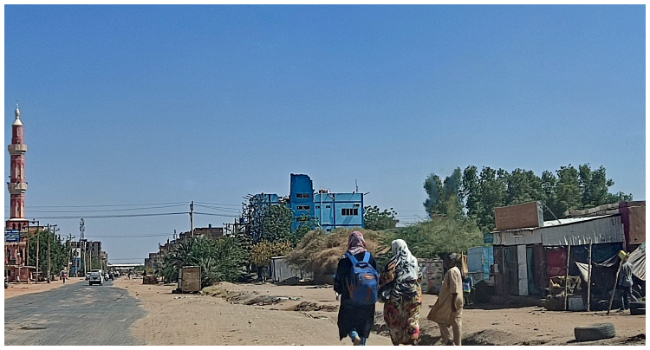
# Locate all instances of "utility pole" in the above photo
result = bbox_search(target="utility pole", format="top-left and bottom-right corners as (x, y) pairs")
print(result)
(36, 229), (40, 283)
(89, 245), (92, 272)
(47, 224), (51, 283)
(190, 201), (194, 238)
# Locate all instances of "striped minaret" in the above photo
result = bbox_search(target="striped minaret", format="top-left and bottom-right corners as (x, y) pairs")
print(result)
(6, 104), (29, 232)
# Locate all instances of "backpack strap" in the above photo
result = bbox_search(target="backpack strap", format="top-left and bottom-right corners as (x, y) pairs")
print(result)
(362, 252), (370, 263)
(346, 252), (359, 265)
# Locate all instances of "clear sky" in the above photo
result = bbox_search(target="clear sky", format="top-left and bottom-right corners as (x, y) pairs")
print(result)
(4, 5), (646, 263)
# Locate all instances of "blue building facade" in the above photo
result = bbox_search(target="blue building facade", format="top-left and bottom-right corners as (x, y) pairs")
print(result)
(289, 174), (316, 232)
(313, 192), (364, 232)
(247, 174), (364, 234)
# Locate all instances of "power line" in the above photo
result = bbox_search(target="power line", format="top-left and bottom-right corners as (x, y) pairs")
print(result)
(26, 204), (186, 213)
(193, 212), (240, 218)
(193, 201), (241, 207)
(34, 212), (188, 219)
(26, 202), (188, 208)
(194, 204), (241, 212)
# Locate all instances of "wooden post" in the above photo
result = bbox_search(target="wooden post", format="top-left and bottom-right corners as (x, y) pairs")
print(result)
(607, 259), (624, 315)
(565, 245), (571, 311)
(587, 240), (592, 312)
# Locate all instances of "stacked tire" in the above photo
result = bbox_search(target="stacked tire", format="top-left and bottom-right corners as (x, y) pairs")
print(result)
(630, 301), (645, 315)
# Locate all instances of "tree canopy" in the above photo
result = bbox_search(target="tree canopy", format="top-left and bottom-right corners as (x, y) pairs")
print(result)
(424, 163), (632, 232)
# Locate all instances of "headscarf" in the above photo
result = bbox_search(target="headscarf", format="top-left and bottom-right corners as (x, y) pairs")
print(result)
(346, 231), (367, 256)
(390, 239), (419, 283)
(379, 239), (420, 301)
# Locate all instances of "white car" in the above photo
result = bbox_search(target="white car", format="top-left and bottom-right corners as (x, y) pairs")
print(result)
(88, 270), (104, 286)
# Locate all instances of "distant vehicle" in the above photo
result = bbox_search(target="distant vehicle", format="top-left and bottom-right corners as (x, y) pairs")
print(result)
(85, 274), (90, 281)
(89, 270), (104, 286)
(104, 273), (110, 280)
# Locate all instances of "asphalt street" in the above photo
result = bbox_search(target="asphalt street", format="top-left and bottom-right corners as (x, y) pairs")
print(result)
(4, 279), (146, 345)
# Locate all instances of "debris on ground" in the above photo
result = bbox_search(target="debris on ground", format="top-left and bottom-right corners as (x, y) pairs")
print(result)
(289, 301), (338, 312)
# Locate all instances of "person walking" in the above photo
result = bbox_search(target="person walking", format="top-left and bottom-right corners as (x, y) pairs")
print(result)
(617, 252), (637, 312)
(378, 239), (422, 345)
(427, 253), (463, 346)
(334, 231), (379, 346)
(61, 271), (66, 284)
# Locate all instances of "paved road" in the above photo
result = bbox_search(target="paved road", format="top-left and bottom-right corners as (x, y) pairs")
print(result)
(5, 279), (146, 345)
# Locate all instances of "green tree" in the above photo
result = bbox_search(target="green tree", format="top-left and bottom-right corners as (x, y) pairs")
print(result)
(27, 229), (68, 279)
(424, 168), (463, 218)
(261, 204), (293, 243)
(462, 165), (481, 222)
(476, 167), (508, 231)
(423, 174), (443, 216)
(160, 236), (246, 287)
(390, 216), (482, 258)
(294, 214), (319, 244)
(363, 206), (399, 231)
(505, 168), (544, 205)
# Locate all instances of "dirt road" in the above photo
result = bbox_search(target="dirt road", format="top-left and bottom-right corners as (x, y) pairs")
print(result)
(114, 279), (645, 346)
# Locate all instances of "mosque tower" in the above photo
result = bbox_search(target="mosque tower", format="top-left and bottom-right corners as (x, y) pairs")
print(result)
(6, 104), (29, 231)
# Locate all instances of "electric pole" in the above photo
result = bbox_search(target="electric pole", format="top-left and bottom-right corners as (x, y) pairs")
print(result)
(36, 227), (40, 284)
(190, 201), (194, 238)
(47, 224), (51, 283)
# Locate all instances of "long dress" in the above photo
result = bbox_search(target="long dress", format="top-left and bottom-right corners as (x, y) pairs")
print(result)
(334, 252), (377, 340)
(379, 259), (422, 345)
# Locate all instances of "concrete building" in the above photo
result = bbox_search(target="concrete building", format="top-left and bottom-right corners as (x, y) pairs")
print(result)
(245, 174), (365, 236)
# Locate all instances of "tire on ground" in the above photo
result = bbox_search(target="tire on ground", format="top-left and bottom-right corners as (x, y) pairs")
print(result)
(629, 301), (645, 309)
(630, 307), (645, 315)
(574, 323), (616, 342)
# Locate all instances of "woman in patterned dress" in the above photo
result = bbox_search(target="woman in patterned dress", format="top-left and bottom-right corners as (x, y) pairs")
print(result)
(378, 239), (422, 345)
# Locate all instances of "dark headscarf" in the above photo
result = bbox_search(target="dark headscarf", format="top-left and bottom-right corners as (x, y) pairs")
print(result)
(347, 231), (367, 256)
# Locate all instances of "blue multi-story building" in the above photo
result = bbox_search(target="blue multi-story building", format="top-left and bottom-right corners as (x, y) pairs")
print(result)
(313, 191), (364, 233)
(246, 174), (364, 235)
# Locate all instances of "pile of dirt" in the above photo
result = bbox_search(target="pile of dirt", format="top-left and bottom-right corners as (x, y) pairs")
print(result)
(289, 301), (338, 312)
(463, 330), (522, 345)
(284, 228), (389, 276)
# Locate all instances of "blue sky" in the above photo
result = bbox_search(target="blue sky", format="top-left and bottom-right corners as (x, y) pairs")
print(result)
(4, 5), (645, 263)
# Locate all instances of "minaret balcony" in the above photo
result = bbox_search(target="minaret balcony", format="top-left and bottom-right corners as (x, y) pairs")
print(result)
(8, 144), (27, 155)
(7, 182), (27, 193)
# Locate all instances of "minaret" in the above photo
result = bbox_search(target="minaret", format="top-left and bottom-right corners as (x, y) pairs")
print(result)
(6, 104), (29, 232)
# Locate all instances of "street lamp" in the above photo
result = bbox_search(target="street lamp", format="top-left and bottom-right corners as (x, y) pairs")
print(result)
(30, 219), (40, 283)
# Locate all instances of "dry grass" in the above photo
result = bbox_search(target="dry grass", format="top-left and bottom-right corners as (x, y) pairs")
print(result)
(284, 228), (389, 275)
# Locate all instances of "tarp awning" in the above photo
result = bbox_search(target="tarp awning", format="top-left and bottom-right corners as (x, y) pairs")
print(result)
(628, 242), (646, 281)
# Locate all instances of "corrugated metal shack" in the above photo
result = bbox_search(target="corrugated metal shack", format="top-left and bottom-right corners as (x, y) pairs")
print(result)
(270, 256), (313, 284)
(493, 214), (624, 297)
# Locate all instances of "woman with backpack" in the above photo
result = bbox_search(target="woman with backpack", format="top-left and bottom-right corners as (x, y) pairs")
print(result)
(378, 239), (422, 345)
(334, 231), (379, 346)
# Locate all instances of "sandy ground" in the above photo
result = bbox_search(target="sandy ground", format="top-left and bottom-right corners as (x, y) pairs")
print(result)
(4, 278), (84, 299)
(114, 279), (645, 346)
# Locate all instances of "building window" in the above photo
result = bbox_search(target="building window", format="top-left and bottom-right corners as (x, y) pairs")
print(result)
(315, 205), (320, 209)
(326, 205), (331, 209)
(296, 193), (310, 198)
(296, 205), (310, 210)
(297, 216), (310, 222)
(353, 203), (360, 207)
(342, 208), (359, 216)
